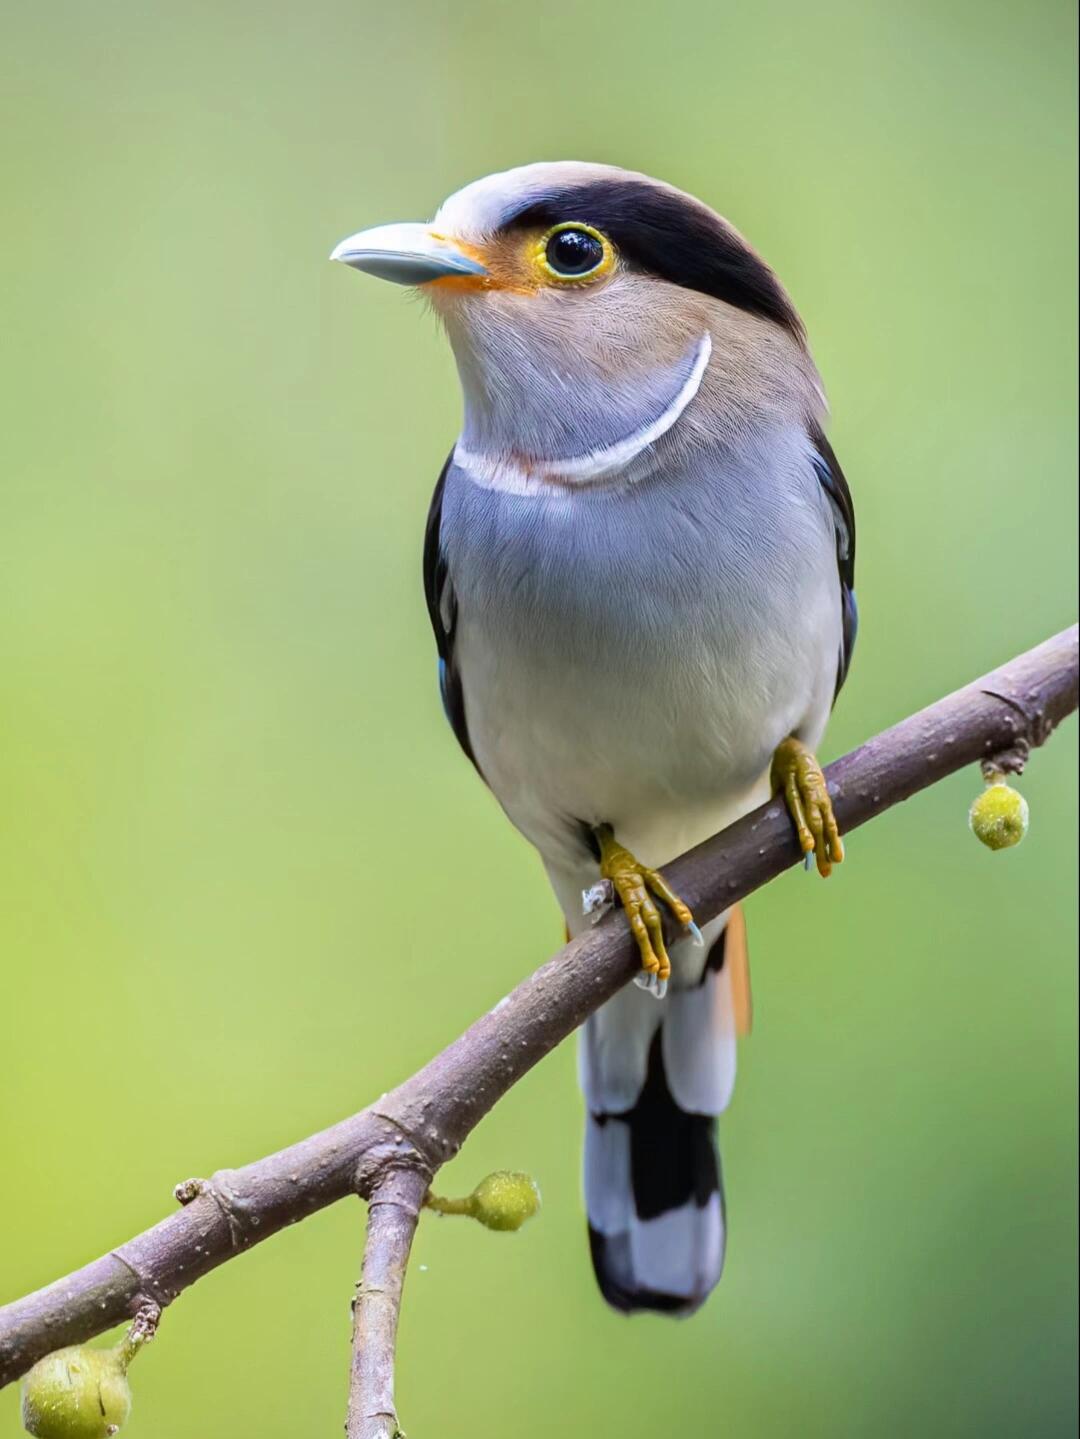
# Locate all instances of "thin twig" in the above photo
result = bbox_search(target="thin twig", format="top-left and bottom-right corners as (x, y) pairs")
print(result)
(346, 1169), (429, 1439)
(0, 625), (1076, 1395)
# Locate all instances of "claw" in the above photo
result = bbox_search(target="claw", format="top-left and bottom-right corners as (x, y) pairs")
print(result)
(634, 970), (668, 999)
(595, 824), (696, 989)
(771, 737), (844, 878)
(582, 879), (615, 921)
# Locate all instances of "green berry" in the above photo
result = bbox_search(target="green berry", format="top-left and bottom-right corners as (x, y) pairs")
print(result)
(467, 1171), (541, 1232)
(21, 1345), (132, 1439)
(969, 780), (1029, 851)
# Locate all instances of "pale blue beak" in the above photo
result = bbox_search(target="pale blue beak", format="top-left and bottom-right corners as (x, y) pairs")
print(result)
(329, 223), (488, 285)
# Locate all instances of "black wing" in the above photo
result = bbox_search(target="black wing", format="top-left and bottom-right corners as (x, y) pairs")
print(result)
(809, 423), (857, 700)
(423, 455), (480, 770)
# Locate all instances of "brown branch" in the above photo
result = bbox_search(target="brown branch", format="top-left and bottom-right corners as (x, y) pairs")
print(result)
(346, 1168), (429, 1439)
(0, 625), (1076, 1401)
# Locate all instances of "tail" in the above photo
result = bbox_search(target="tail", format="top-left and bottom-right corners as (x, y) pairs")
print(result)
(580, 906), (751, 1315)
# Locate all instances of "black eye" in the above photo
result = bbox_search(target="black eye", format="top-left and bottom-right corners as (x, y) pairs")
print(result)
(545, 227), (606, 278)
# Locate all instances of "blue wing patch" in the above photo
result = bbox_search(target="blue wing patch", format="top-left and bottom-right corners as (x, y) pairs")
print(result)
(424, 458), (481, 771)
(809, 425), (857, 700)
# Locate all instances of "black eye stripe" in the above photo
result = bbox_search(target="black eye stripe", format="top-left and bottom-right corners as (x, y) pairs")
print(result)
(508, 180), (802, 336)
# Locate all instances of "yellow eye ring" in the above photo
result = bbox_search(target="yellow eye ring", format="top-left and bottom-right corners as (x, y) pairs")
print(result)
(532, 222), (615, 285)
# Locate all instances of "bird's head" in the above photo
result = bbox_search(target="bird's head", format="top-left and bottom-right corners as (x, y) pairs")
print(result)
(332, 162), (822, 488)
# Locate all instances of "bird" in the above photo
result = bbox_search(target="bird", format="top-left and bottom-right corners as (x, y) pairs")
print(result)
(331, 162), (856, 1316)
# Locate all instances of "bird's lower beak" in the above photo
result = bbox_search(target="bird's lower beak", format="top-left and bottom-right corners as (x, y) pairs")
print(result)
(329, 223), (488, 286)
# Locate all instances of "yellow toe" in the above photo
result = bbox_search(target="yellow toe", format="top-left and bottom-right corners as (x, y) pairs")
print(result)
(771, 737), (844, 877)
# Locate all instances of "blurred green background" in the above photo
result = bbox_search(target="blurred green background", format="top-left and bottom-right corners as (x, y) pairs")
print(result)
(1, 1), (1077, 1435)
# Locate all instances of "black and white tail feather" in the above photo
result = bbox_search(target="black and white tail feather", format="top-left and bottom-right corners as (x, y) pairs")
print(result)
(581, 909), (749, 1315)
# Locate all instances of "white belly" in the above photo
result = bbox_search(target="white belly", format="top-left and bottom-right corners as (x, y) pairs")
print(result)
(457, 576), (835, 878)
(441, 429), (842, 896)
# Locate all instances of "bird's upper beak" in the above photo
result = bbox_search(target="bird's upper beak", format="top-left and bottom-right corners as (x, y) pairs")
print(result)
(329, 222), (488, 286)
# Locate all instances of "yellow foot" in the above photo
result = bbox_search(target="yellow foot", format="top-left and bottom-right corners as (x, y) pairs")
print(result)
(595, 824), (702, 993)
(770, 737), (845, 878)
